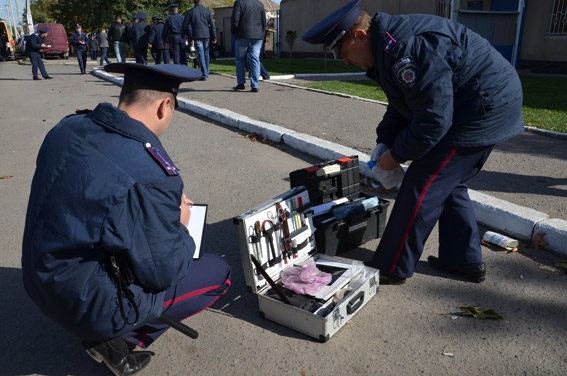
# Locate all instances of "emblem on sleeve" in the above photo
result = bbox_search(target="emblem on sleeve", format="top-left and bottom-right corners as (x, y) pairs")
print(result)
(393, 56), (418, 87)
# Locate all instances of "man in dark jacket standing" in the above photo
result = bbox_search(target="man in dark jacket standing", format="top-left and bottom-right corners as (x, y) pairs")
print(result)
(303, 0), (524, 285)
(71, 24), (88, 74)
(22, 63), (232, 376)
(130, 12), (151, 64)
(163, 3), (187, 65)
(25, 27), (52, 80)
(149, 17), (169, 64)
(231, 0), (265, 92)
(108, 16), (129, 62)
(182, 0), (216, 80)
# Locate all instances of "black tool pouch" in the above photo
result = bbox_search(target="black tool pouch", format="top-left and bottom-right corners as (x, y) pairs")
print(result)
(109, 252), (139, 326)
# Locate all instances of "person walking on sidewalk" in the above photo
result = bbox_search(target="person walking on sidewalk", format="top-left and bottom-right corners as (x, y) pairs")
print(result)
(149, 17), (169, 64)
(231, 0), (266, 92)
(88, 33), (98, 61)
(24, 27), (53, 80)
(163, 3), (187, 65)
(181, 0), (216, 80)
(130, 12), (151, 64)
(109, 16), (129, 63)
(71, 24), (88, 74)
(303, 0), (524, 285)
(97, 28), (111, 66)
(22, 63), (232, 376)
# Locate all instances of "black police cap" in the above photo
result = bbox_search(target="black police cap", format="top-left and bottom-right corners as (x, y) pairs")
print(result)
(302, 0), (362, 59)
(169, 3), (179, 8)
(104, 63), (202, 98)
(39, 27), (49, 34)
(138, 12), (147, 20)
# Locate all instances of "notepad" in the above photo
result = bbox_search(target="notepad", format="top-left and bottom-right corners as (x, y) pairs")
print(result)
(186, 204), (207, 259)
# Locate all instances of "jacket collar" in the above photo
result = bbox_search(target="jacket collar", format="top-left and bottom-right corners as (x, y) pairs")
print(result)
(89, 102), (161, 146)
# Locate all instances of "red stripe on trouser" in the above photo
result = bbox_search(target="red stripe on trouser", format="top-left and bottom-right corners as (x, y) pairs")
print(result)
(136, 278), (232, 347)
(162, 281), (229, 308)
(389, 147), (457, 273)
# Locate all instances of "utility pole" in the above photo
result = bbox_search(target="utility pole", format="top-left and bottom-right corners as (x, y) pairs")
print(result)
(25, 0), (33, 34)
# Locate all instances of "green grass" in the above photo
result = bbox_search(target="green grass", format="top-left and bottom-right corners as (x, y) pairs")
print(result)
(210, 58), (364, 75)
(210, 59), (567, 133)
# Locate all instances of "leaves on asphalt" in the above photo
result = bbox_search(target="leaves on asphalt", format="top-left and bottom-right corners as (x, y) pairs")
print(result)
(530, 232), (548, 249)
(553, 261), (567, 274)
(458, 306), (504, 321)
(0, 175), (13, 179)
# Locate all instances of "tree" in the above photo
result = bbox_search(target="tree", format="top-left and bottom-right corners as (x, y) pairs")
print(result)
(286, 30), (297, 60)
(30, 0), (172, 34)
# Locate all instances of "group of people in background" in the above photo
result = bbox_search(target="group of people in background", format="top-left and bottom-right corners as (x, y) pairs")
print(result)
(98, 1), (217, 80)
(28, 0), (270, 91)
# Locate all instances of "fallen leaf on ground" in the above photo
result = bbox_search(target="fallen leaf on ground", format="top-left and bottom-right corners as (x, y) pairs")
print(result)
(458, 306), (504, 320)
(530, 232), (548, 249)
(553, 261), (567, 274)
(0, 176), (13, 179)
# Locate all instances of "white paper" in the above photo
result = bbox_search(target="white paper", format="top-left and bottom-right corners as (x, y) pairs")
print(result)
(187, 204), (208, 259)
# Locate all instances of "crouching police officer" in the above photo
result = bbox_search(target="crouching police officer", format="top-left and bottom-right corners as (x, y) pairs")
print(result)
(303, 0), (524, 285)
(22, 63), (232, 375)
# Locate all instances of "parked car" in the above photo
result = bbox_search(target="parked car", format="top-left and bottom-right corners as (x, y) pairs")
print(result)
(34, 23), (69, 59)
(0, 19), (16, 60)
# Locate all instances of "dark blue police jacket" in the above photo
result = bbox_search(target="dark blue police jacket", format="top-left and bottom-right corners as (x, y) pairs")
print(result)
(22, 103), (195, 341)
(368, 13), (524, 163)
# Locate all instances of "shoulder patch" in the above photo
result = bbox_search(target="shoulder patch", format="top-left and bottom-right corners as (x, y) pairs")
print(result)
(392, 56), (418, 88)
(145, 143), (179, 176)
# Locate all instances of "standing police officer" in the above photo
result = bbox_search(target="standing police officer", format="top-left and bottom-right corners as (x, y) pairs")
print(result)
(303, 0), (524, 285)
(25, 27), (52, 80)
(130, 12), (151, 64)
(162, 3), (187, 65)
(71, 24), (88, 74)
(149, 17), (169, 64)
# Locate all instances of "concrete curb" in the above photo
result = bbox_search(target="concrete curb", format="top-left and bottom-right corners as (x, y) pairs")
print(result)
(92, 68), (567, 256)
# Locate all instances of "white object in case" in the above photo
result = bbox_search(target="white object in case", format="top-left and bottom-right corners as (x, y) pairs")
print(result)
(233, 186), (379, 342)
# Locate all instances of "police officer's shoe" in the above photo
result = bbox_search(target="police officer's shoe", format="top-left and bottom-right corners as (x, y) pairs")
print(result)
(233, 84), (245, 91)
(427, 256), (486, 283)
(363, 261), (406, 285)
(44, 76), (53, 79)
(379, 271), (406, 285)
(33, 77), (41, 80)
(84, 337), (152, 376)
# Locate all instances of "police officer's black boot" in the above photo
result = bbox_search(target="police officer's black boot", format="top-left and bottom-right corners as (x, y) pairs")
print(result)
(83, 337), (152, 376)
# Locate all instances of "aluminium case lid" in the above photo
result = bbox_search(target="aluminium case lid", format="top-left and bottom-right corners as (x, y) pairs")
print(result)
(233, 186), (318, 294)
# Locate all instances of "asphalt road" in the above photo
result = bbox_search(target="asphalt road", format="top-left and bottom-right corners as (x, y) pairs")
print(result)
(1, 60), (566, 376)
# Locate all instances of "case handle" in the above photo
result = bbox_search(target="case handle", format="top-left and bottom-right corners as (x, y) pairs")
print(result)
(348, 221), (367, 233)
(347, 291), (365, 314)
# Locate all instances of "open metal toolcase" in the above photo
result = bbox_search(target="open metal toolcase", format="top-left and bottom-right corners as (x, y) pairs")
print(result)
(233, 186), (380, 342)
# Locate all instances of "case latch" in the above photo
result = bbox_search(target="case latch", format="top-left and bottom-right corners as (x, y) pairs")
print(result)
(332, 308), (344, 329)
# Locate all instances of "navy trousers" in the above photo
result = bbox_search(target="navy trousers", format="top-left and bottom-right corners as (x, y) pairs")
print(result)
(171, 34), (186, 65)
(371, 143), (494, 278)
(76, 48), (87, 73)
(122, 253), (232, 348)
(29, 52), (48, 78)
(134, 48), (147, 65)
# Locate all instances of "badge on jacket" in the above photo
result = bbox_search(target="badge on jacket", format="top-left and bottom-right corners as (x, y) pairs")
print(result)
(145, 143), (179, 176)
(393, 56), (418, 88)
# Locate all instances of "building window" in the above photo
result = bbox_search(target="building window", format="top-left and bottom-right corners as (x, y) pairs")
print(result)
(549, 0), (567, 34)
